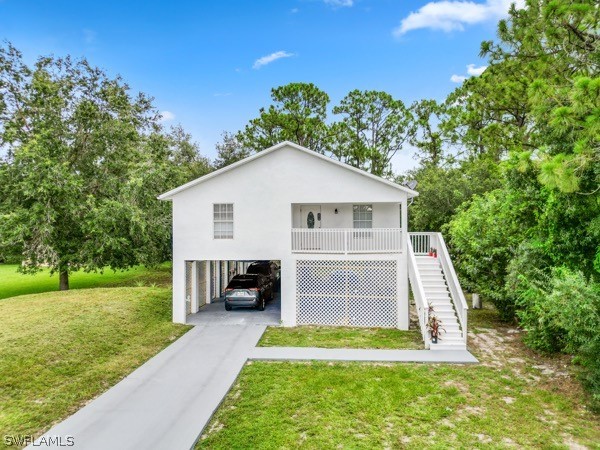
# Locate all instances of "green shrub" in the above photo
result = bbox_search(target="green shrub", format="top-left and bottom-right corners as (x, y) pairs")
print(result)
(446, 190), (523, 320)
(517, 268), (600, 411)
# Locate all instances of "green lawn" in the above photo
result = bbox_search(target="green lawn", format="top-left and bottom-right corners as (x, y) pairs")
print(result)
(259, 326), (424, 349)
(0, 263), (171, 300)
(0, 287), (190, 446)
(198, 306), (600, 449)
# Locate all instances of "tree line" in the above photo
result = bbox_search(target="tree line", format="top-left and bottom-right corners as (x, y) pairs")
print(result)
(0, 0), (598, 409)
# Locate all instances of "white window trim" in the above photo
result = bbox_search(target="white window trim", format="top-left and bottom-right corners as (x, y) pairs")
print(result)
(353, 204), (373, 229)
(213, 203), (234, 239)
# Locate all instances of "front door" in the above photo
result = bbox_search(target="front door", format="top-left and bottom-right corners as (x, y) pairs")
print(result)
(300, 205), (321, 229)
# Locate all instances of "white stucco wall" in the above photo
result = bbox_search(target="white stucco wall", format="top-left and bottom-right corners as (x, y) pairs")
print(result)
(167, 144), (411, 327)
(291, 203), (400, 229)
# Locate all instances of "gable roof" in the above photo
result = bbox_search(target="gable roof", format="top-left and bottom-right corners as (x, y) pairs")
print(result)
(158, 141), (419, 200)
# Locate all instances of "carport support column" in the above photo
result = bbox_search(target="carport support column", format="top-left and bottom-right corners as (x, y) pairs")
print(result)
(281, 257), (296, 326)
(215, 261), (221, 299)
(397, 200), (409, 330)
(190, 261), (199, 313)
(172, 259), (187, 324)
(205, 261), (212, 304)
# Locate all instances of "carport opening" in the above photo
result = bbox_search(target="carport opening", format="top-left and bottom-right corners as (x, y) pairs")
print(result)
(185, 260), (281, 325)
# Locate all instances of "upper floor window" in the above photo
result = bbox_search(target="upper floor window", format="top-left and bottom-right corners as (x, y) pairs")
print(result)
(214, 204), (233, 239)
(353, 205), (372, 229)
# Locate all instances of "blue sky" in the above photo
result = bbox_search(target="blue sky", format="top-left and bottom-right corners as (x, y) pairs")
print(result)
(0, 0), (519, 170)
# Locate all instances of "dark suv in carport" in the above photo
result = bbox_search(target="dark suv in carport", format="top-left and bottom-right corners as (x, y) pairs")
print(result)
(247, 261), (280, 289)
(223, 274), (273, 311)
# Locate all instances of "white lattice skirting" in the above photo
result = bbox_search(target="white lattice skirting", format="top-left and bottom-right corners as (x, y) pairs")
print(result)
(296, 260), (398, 328)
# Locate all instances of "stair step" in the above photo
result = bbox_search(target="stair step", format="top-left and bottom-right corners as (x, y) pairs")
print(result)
(428, 300), (452, 305)
(430, 343), (467, 351)
(438, 321), (460, 328)
(420, 273), (445, 278)
(434, 313), (458, 320)
(416, 262), (441, 268)
(427, 301), (453, 307)
(437, 337), (464, 343)
(441, 328), (462, 340)
(432, 339), (464, 343)
(424, 290), (450, 295)
(423, 284), (448, 290)
(429, 305), (455, 312)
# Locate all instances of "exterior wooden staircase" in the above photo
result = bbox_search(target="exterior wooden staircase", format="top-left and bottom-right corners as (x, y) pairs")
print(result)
(408, 233), (468, 351)
(416, 256), (466, 350)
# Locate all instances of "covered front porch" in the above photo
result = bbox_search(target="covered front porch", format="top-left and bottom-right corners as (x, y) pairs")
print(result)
(290, 202), (407, 254)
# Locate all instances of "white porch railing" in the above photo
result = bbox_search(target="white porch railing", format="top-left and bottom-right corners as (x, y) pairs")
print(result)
(409, 232), (469, 344)
(410, 231), (438, 255)
(291, 228), (402, 254)
(407, 239), (430, 348)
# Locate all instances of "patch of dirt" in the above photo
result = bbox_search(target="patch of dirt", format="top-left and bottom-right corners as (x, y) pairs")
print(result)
(202, 421), (224, 438)
(458, 405), (485, 418)
(442, 379), (469, 394)
(468, 325), (582, 400)
(476, 433), (492, 443)
(562, 434), (589, 450)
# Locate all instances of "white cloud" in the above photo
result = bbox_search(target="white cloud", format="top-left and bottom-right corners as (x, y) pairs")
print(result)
(450, 63), (487, 83)
(393, 0), (525, 36)
(467, 63), (487, 75)
(450, 74), (467, 83)
(324, 0), (353, 7)
(291, 7), (299, 13)
(253, 51), (295, 69)
(159, 111), (175, 122)
(213, 92), (232, 97)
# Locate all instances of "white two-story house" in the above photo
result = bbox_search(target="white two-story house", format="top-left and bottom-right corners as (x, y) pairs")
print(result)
(159, 141), (468, 350)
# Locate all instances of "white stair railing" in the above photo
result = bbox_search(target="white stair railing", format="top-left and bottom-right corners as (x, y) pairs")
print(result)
(407, 239), (430, 348)
(436, 233), (468, 343)
(409, 232), (469, 345)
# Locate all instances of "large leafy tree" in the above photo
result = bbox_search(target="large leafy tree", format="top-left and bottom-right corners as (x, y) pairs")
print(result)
(403, 157), (501, 232)
(331, 90), (413, 177)
(409, 99), (447, 167)
(213, 131), (250, 169)
(237, 82), (330, 153)
(441, 59), (535, 161)
(444, 1), (599, 403)
(0, 43), (205, 289)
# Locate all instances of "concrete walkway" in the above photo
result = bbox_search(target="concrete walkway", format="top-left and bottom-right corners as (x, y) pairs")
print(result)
(32, 325), (265, 450)
(33, 315), (477, 450)
(251, 346), (478, 363)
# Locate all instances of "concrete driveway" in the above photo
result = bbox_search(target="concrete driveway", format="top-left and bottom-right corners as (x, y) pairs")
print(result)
(32, 290), (476, 449)
(187, 292), (281, 326)
(31, 325), (266, 450)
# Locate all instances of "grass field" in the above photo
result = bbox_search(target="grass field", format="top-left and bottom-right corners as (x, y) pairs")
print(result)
(198, 304), (600, 449)
(0, 263), (171, 300)
(0, 287), (190, 446)
(259, 325), (424, 349)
